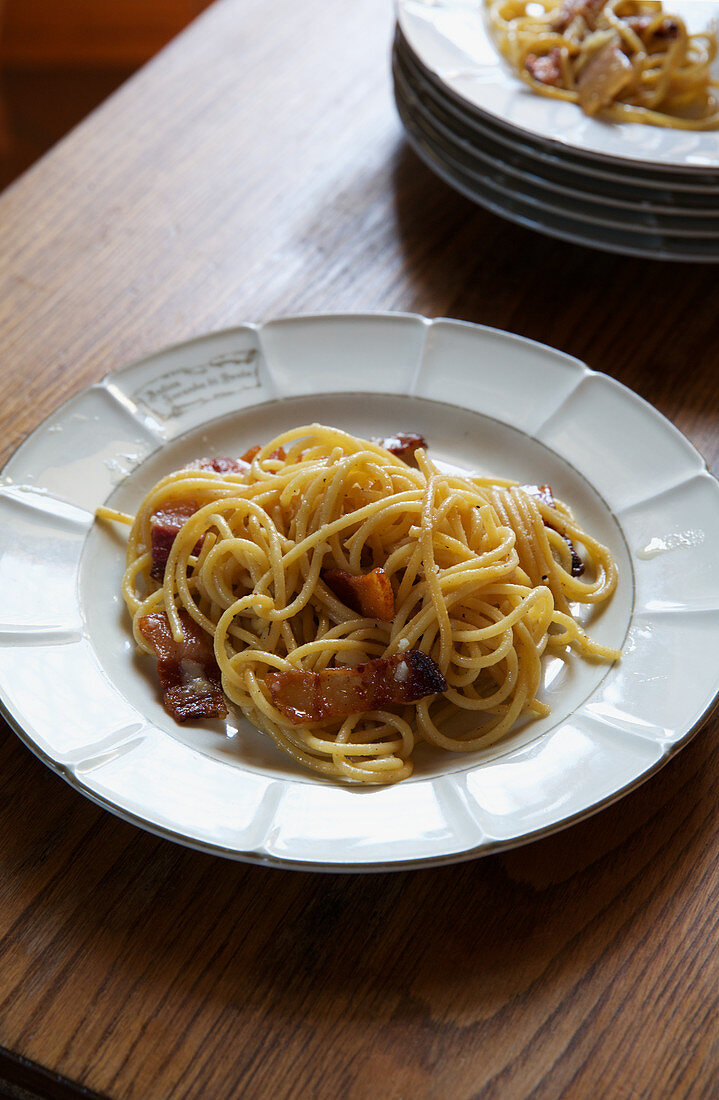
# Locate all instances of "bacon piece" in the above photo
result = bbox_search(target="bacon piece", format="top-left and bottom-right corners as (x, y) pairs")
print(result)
(577, 40), (633, 115)
(240, 445), (286, 463)
(192, 456), (251, 475)
(138, 610), (227, 722)
(520, 484), (584, 577)
(521, 483), (556, 509)
(267, 651), (447, 725)
(322, 567), (395, 621)
(149, 455), (254, 578)
(650, 17), (679, 41)
(566, 541), (585, 577)
(525, 48), (563, 87)
(626, 15), (679, 43)
(373, 433), (427, 466)
(150, 500), (202, 580)
(551, 0), (604, 33)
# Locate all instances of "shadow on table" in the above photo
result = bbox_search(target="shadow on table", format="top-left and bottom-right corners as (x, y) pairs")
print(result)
(388, 140), (719, 460)
(1, 707), (715, 1085)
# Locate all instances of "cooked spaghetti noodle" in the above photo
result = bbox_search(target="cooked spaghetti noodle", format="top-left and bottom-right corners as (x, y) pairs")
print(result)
(101, 424), (619, 785)
(488, 0), (719, 129)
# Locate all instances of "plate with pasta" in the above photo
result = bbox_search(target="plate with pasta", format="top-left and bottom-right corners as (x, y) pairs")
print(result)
(1, 314), (719, 869)
(396, 0), (719, 168)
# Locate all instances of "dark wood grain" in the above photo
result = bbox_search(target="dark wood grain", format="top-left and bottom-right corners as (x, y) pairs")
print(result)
(0, 0), (717, 1097)
(0, 1046), (109, 1099)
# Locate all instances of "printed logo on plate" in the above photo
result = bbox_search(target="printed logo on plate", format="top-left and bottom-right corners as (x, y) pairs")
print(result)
(131, 349), (261, 421)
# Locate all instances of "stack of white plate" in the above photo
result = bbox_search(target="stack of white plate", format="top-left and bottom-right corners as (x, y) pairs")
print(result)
(393, 0), (719, 261)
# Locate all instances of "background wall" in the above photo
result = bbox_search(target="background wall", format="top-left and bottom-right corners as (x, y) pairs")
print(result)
(0, 0), (214, 67)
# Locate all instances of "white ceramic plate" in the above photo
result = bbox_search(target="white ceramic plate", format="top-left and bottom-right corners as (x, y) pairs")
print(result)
(394, 52), (719, 239)
(2, 315), (719, 871)
(395, 32), (719, 210)
(397, 0), (719, 171)
(396, 28), (719, 197)
(395, 77), (719, 259)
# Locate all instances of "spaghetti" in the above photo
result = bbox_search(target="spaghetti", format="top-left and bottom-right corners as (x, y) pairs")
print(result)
(102, 424), (620, 785)
(487, 0), (719, 129)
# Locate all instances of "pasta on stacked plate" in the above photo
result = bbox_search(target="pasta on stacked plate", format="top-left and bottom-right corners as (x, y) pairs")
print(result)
(103, 425), (619, 784)
(488, 0), (719, 128)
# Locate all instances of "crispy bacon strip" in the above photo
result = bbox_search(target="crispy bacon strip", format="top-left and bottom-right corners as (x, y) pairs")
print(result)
(521, 484), (584, 577)
(267, 651), (447, 725)
(138, 610), (227, 722)
(322, 567), (395, 621)
(526, 48), (563, 87)
(149, 455), (255, 577)
(150, 500), (201, 580)
(373, 433), (427, 466)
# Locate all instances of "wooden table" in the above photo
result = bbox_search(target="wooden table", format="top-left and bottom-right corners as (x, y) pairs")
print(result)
(0, 1), (717, 1096)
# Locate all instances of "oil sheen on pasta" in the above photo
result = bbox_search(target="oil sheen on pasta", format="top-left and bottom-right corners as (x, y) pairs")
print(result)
(487, 0), (719, 129)
(111, 424), (620, 785)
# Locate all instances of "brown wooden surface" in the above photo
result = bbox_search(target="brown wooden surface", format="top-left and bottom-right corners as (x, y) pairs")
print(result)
(0, 0), (717, 1096)
(1, 0), (213, 66)
(0, 67), (135, 191)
